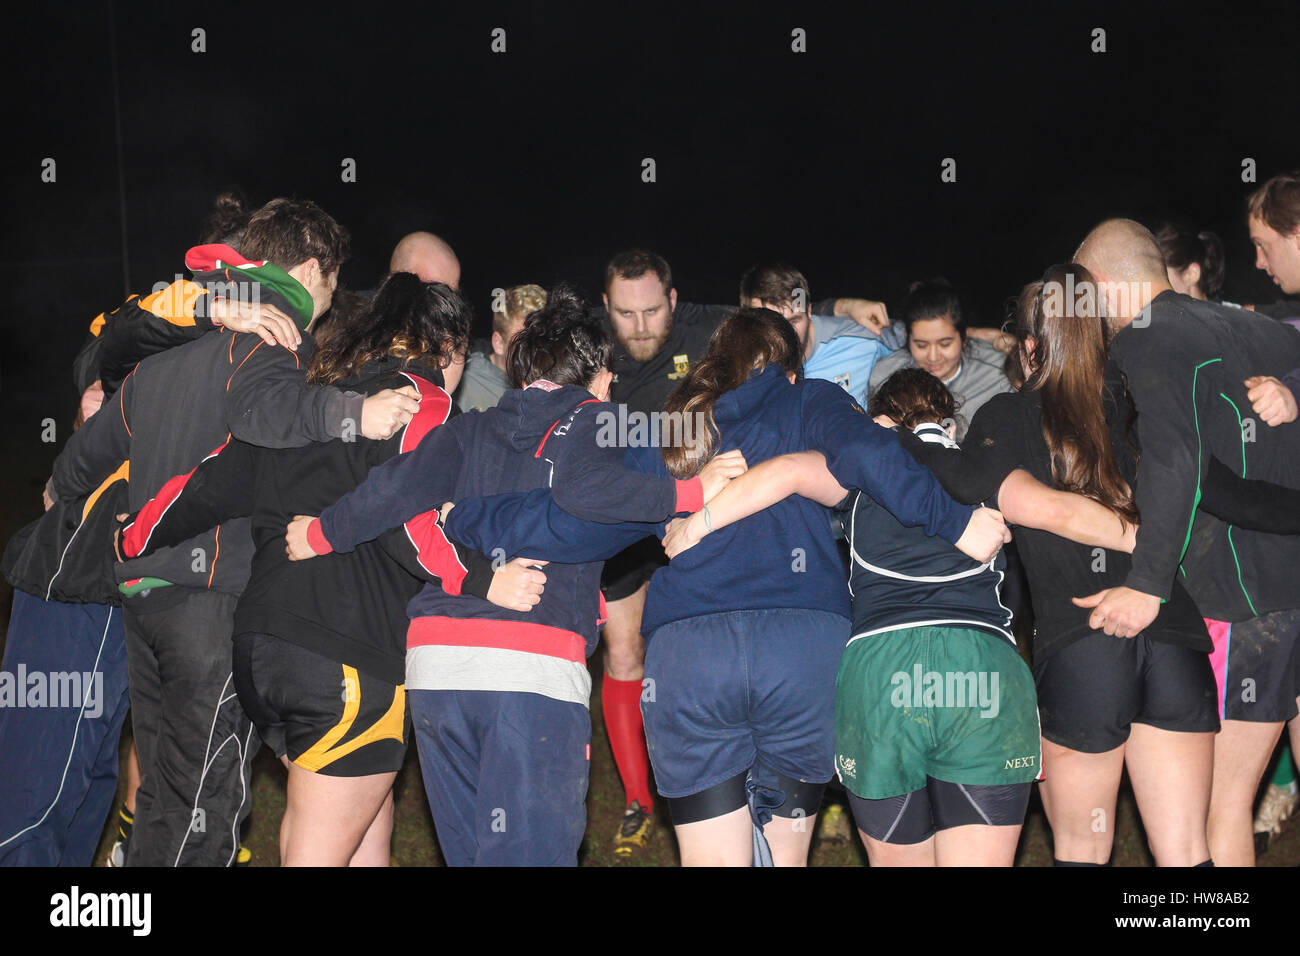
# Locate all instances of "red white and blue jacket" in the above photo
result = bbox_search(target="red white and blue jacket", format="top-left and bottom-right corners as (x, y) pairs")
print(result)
(306, 380), (705, 707)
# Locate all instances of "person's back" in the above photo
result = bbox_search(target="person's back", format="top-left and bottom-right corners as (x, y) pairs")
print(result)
(299, 285), (700, 866)
(836, 411), (1038, 866)
(47, 200), (352, 867)
(123, 353), (453, 684)
(964, 385), (1209, 659)
(634, 366), (852, 636)
(101, 329), (268, 595)
(1113, 290), (1300, 619)
(399, 381), (618, 700)
(846, 420), (1011, 643)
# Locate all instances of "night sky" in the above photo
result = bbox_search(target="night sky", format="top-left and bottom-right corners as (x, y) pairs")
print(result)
(2, 1), (1297, 530)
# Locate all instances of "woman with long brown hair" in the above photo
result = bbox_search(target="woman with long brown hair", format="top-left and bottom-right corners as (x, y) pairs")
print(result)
(1012, 263), (1220, 866)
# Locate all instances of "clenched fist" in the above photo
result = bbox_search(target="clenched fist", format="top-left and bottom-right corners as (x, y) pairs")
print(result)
(361, 386), (422, 440)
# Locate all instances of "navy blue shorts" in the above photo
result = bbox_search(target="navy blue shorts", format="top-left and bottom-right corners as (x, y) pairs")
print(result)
(641, 608), (849, 799)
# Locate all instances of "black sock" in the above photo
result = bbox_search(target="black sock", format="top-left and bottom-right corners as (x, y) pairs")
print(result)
(1194, 859), (1214, 867)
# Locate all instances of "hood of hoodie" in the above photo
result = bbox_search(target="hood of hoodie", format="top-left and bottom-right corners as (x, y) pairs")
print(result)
(712, 364), (790, 426)
(184, 243), (316, 328)
(492, 380), (602, 454)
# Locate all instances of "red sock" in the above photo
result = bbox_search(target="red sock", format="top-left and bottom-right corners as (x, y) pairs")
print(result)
(602, 674), (654, 811)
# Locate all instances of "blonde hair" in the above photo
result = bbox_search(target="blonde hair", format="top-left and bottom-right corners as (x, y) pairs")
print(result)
(494, 284), (548, 337)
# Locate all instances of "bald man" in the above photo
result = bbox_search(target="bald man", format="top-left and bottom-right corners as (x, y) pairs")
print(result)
(1075, 218), (1300, 865)
(390, 231), (461, 288)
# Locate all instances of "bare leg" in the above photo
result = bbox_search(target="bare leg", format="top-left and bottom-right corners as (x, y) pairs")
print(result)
(933, 824), (1022, 866)
(1209, 719), (1284, 866)
(349, 789), (395, 867)
(861, 831), (937, 866)
(1038, 737), (1124, 864)
(280, 761), (397, 867)
(124, 740), (141, 814)
(277, 755), (292, 865)
(763, 811), (817, 867)
(1124, 723), (1213, 865)
(603, 583), (648, 683)
(674, 806), (752, 866)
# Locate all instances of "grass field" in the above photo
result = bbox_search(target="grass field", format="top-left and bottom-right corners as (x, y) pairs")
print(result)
(81, 658), (1300, 868)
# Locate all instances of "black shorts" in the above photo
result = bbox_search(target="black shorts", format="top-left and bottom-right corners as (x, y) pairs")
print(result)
(232, 632), (409, 776)
(848, 779), (1030, 844)
(1216, 608), (1300, 723)
(1033, 631), (1219, 753)
(600, 535), (666, 603)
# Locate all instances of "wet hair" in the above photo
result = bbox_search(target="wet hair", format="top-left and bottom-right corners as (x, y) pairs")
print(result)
(604, 249), (673, 296)
(738, 262), (811, 311)
(198, 187), (251, 247)
(240, 197), (351, 276)
(506, 283), (612, 388)
(867, 368), (955, 431)
(1154, 222), (1226, 298)
(901, 278), (965, 341)
(1247, 171), (1300, 236)
(1013, 262), (1138, 524)
(494, 284), (548, 338)
(661, 307), (803, 478)
(306, 272), (471, 385)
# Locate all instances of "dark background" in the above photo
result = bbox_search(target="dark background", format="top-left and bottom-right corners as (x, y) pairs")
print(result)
(2, 1), (1297, 537)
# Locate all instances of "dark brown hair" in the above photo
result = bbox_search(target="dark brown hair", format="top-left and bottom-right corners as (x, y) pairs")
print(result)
(306, 272), (470, 385)
(1013, 263), (1138, 524)
(868, 368), (955, 431)
(1248, 171), (1300, 235)
(660, 307), (802, 478)
(738, 262), (810, 310)
(506, 284), (611, 388)
(902, 277), (965, 341)
(240, 197), (351, 276)
(198, 187), (251, 246)
(1154, 222), (1226, 298)
(604, 249), (672, 296)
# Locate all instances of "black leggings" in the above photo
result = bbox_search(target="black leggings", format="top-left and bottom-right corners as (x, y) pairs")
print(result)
(668, 768), (827, 826)
(849, 778), (1030, 844)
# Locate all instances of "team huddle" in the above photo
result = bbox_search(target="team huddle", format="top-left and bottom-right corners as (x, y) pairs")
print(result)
(4, 172), (1300, 867)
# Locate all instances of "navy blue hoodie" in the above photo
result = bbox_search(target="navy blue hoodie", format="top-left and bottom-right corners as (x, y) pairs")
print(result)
(310, 380), (703, 706)
(444, 366), (975, 636)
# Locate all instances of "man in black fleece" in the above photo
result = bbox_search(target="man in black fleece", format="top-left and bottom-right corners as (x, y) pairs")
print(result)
(1074, 218), (1300, 866)
(50, 200), (362, 866)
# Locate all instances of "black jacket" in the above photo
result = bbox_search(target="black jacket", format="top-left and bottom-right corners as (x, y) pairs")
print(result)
(1110, 291), (1300, 620)
(2, 475), (128, 606)
(120, 356), (487, 683)
(51, 308), (354, 596)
